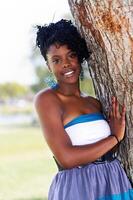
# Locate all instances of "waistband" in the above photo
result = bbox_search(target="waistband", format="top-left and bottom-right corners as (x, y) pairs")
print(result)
(53, 151), (117, 171)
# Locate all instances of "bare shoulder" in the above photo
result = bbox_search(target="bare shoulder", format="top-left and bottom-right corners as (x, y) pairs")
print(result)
(34, 88), (62, 112)
(87, 95), (103, 112)
(34, 88), (55, 103)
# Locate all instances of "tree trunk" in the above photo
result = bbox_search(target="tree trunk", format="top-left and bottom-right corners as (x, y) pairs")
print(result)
(68, 0), (133, 183)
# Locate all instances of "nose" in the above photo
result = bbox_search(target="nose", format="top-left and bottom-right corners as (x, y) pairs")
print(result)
(63, 57), (70, 68)
(63, 63), (70, 68)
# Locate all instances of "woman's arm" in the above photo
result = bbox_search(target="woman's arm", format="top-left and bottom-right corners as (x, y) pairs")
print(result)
(34, 91), (125, 169)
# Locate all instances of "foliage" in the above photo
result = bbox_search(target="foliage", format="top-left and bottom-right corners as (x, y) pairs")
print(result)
(0, 82), (31, 100)
(80, 78), (95, 97)
(30, 66), (50, 93)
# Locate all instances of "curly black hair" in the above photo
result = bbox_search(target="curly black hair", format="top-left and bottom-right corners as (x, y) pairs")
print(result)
(36, 19), (91, 63)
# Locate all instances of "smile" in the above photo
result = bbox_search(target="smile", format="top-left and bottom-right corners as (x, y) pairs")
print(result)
(64, 70), (75, 77)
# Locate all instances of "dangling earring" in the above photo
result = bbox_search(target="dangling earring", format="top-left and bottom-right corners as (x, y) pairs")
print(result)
(44, 71), (58, 89)
(80, 66), (84, 81)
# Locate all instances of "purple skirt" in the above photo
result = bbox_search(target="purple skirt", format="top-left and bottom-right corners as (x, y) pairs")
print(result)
(48, 159), (133, 200)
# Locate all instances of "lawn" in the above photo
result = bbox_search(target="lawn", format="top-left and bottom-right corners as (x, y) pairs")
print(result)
(0, 126), (57, 200)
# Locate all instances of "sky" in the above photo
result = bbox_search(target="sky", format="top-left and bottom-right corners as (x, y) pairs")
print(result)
(0, 0), (71, 85)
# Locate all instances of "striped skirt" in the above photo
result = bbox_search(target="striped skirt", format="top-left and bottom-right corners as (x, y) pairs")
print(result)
(48, 159), (133, 200)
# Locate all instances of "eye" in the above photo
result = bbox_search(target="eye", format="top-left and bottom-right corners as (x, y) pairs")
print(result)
(69, 52), (77, 59)
(52, 58), (60, 64)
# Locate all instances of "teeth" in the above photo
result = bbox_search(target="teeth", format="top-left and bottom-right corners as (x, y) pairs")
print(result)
(64, 71), (74, 76)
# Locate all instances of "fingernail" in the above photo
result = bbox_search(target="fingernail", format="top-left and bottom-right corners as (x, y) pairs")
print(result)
(112, 97), (115, 102)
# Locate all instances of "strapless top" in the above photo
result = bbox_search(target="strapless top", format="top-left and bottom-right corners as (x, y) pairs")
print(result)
(64, 112), (111, 146)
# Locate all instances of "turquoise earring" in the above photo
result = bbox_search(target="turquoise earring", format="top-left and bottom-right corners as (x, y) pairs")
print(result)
(44, 71), (58, 89)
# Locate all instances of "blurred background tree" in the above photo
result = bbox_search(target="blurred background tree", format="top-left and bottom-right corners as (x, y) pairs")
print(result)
(0, 82), (30, 101)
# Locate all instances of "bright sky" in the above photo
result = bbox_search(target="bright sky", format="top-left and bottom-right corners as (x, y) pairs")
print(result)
(0, 0), (71, 85)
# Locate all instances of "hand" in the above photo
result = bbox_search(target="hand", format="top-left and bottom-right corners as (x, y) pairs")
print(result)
(108, 96), (126, 142)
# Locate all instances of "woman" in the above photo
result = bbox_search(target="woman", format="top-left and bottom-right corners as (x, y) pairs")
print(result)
(35, 19), (133, 199)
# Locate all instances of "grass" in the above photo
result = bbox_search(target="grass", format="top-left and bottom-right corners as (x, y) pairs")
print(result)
(0, 126), (57, 200)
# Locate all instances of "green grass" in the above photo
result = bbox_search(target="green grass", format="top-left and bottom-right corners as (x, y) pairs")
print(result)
(0, 126), (57, 200)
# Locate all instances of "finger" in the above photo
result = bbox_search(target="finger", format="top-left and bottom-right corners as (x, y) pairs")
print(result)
(109, 109), (113, 119)
(121, 104), (126, 123)
(112, 96), (116, 117)
(115, 97), (120, 118)
(107, 107), (111, 123)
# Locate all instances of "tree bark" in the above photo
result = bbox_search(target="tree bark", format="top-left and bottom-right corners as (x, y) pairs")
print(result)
(68, 0), (133, 183)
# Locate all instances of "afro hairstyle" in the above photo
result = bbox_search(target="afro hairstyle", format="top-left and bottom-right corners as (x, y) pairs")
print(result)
(36, 19), (91, 63)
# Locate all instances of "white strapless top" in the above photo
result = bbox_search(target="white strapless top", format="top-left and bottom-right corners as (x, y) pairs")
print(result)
(64, 113), (111, 146)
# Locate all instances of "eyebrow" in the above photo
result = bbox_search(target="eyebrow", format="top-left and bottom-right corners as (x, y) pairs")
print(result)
(51, 50), (76, 58)
(51, 55), (61, 59)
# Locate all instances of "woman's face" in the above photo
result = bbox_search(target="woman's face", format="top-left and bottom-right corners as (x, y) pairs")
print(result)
(46, 44), (81, 85)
